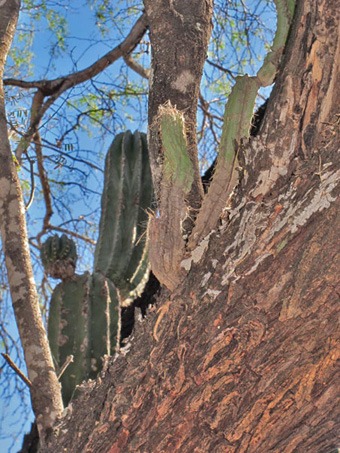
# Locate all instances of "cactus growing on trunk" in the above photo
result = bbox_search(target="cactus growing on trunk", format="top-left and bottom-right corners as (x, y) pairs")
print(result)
(42, 130), (153, 406)
(149, 0), (296, 290)
(40, 233), (77, 279)
(94, 130), (153, 304)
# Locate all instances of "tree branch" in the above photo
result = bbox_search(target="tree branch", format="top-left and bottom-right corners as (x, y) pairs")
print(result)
(4, 13), (148, 162)
(1, 353), (32, 388)
(124, 54), (150, 79)
(0, 0), (64, 445)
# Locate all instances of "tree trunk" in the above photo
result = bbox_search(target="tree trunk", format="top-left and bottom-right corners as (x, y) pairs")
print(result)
(144, 0), (213, 223)
(0, 0), (63, 444)
(43, 0), (340, 450)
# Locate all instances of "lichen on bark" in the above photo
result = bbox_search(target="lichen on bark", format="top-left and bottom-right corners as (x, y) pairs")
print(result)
(0, 0), (63, 445)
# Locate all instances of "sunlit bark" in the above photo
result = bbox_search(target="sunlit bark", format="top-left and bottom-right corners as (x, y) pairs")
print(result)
(0, 0), (63, 444)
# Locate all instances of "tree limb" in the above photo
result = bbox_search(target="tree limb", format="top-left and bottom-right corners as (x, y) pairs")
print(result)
(4, 13), (148, 161)
(1, 353), (32, 388)
(0, 0), (64, 445)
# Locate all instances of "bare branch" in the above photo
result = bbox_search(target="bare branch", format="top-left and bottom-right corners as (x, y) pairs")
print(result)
(5, 13), (148, 162)
(124, 54), (150, 79)
(206, 58), (237, 79)
(4, 13), (148, 93)
(57, 355), (74, 380)
(47, 224), (96, 245)
(34, 130), (54, 240)
(25, 154), (35, 210)
(1, 353), (32, 388)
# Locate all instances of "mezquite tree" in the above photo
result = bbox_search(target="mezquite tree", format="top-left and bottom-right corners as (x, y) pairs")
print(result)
(0, 0), (339, 451)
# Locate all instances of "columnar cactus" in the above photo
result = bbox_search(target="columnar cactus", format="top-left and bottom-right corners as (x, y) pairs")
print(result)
(94, 130), (153, 303)
(47, 271), (92, 405)
(42, 130), (153, 406)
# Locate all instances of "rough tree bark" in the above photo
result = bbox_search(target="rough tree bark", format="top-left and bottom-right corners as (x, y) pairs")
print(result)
(0, 0), (63, 444)
(38, 0), (340, 450)
(144, 0), (213, 217)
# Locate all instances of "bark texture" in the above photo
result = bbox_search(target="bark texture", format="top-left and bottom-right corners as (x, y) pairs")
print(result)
(0, 0), (63, 444)
(43, 0), (340, 450)
(144, 0), (213, 217)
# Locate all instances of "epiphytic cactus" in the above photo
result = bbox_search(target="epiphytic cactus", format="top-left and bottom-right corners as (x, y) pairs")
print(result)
(42, 130), (153, 406)
(94, 130), (153, 304)
(46, 269), (120, 405)
(40, 234), (77, 279)
(149, 0), (296, 289)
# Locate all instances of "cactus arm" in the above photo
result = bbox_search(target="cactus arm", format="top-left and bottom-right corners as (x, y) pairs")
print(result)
(94, 131), (152, 297)
(94, 132), (125, 277)
(188, 75), (259, 250)
(50, 273), (91, 406)
(159, 106), (195, 191)
(108, 279), (121, 353)
(47, 270), (120, 405)
(121, 249), (150, 304)
(41, 234), (77, 280)
(107, 131), (148, 285)
(122, 132), (153, 296)
(187, 0), (296, 250)
(150, 103), (195, 290)
(88, 273), (114, 379)
(106, 131), (142, 283)
(257, 0), (296, 86)
(47, 284), (62, 369)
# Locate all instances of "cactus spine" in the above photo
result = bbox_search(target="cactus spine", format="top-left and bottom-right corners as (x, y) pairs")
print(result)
(43, 130), (153, 406)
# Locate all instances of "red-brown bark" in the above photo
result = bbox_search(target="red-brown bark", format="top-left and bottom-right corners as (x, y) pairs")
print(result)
(41, 0), (340, 450)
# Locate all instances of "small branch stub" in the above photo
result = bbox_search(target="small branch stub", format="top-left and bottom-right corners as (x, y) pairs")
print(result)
(1, 353), (32, 388)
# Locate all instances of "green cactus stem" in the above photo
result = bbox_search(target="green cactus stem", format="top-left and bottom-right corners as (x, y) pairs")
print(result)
(88, 272), (120, 379)
(257, 0), (296, 86)
(47, 270), (120, 406)
(48, 272), (91, 406)
(188, 75), (259, 250)
(40, 234), (77, 280)
(149, 103), (195, 290)
(44, 129), (154, 404)
(94, 130), (153, 303)
(187, 0), (296, 250)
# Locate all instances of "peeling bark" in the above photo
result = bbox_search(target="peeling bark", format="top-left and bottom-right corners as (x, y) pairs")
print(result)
(0, 0), (63, 444)
(35, 0), (340, 450)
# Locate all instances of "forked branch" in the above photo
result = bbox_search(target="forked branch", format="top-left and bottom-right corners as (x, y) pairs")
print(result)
(149, 0), (296, 289)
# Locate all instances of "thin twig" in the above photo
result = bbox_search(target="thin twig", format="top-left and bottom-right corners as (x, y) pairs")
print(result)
(47, 224), (96, 245)
(34, 130), (53, 235)
(1, 353), (32, 388)
(25, 155), (35, 210)
(57, 355), (74, 380)
(206, 59), (237, 79)
(4, 13), (148, 162)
